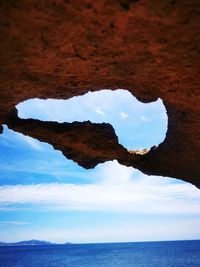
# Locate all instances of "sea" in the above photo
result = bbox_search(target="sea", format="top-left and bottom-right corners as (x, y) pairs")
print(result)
(0, 240), (200, 267)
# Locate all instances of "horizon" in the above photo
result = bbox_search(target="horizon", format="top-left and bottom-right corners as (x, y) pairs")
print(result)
(1, 238), (200, 245)
(0, 89), (200, 243)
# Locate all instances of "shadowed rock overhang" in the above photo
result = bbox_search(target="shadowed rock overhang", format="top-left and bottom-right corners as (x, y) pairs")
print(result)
(0, 0), (200, 187)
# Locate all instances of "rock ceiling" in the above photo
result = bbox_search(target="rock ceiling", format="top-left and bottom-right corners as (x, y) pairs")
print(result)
(0, 0), (200, 187)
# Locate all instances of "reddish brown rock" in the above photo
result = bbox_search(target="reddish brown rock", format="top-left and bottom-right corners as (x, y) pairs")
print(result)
(5, 108), (130, 169)
(0, 0), (200, 187)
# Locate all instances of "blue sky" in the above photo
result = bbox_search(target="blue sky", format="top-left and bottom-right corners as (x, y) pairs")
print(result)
(0, 89), (200, 243)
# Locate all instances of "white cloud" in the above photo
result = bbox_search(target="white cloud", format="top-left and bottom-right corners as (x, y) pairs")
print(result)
(140, 115), (151, 122)
(120, 112), (128, 120)
(20, 135), (43, 151)
(95, 108), (105, 116)
(0, 221), (30, 226)
(0, 126), (43, 151)
(0, 161), (199, 215)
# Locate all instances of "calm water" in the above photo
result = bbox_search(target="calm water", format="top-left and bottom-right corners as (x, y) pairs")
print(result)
(0, 240), (200, 267)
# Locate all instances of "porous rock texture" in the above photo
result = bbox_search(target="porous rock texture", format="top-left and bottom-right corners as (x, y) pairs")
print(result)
(0, 0), (200, 187)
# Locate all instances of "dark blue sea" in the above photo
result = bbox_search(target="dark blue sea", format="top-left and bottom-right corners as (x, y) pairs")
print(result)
(0, 240), (200, 267)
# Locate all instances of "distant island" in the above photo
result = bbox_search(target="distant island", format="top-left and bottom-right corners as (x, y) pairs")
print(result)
(0, 240), (71, 246)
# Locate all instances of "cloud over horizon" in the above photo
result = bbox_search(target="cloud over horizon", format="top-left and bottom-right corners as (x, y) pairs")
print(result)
(0, 161), (199, 215)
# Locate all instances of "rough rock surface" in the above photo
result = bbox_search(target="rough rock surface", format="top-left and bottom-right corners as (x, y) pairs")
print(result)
(0, 0), (200, 187)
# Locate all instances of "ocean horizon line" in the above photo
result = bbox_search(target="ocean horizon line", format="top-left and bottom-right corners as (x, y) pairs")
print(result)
(1, 239), (200, 246)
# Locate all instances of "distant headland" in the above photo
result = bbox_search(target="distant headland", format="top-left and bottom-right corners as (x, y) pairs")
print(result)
(0, 240), (71, 246)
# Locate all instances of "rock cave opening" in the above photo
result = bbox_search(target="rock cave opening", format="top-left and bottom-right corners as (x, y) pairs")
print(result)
(16, 89), (168, 152)
(2, 88), (199, 186)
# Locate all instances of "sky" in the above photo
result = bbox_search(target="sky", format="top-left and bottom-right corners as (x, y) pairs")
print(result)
(0, 89), (200, 244)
